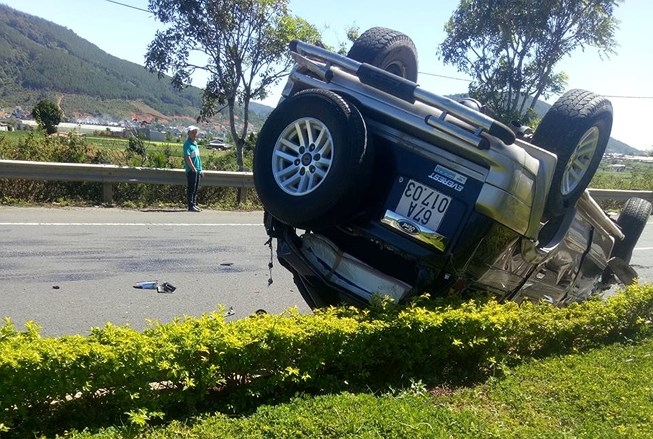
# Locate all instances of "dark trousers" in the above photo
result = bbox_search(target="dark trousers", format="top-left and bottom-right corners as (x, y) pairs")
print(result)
(186, 171), (200, 208)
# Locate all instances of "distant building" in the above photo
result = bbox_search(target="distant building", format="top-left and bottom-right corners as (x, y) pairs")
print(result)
(134, 127), (168, 142)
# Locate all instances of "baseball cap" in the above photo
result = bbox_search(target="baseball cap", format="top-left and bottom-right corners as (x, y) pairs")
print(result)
(187, 125), (199, 133)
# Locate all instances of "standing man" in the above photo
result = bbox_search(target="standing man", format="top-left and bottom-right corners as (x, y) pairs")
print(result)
(183, 125), (203, 212)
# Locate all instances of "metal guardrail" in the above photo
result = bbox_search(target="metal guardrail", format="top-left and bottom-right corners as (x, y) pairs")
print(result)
(586, 188), (653, 203)
(0, 159), (253, 203)
(0, 159), (651, 204)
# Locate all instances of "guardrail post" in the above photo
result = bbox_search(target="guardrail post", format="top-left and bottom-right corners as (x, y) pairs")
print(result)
(103, 183), (113, 204)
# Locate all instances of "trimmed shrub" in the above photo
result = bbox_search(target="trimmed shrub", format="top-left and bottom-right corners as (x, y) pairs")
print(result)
(1, 284), (652, 436)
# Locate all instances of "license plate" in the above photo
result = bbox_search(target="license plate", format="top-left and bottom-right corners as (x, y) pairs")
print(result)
(394, 179), (451, 231)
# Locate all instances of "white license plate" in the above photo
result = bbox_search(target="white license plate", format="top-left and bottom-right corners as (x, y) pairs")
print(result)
(394, 179), (451, 231)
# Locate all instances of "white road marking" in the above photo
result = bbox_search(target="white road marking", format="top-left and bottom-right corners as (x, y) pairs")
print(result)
(0, 223), (261, 226)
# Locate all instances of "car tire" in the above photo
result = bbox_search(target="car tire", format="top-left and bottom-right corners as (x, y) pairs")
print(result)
(346, 27), (418, 82)
(532, 89), (613, 219)
(612, 197), (652, 264)
(253, 89), (373, 230)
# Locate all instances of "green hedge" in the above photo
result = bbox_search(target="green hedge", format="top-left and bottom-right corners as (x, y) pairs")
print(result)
(2, 284), (653, 436)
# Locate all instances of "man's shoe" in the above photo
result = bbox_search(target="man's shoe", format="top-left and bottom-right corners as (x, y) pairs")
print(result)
(188, 206), (201, 212)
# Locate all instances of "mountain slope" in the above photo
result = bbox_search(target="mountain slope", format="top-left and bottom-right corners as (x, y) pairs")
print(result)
(0, 4), (204, 122)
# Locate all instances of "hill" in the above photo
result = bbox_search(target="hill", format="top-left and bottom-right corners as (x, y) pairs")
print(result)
(0, 4), (271, 130)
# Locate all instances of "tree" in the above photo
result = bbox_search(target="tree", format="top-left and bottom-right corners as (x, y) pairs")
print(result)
(438, 0), (621, 123)
(127, 134), (147, 166)
(31, 99), (63, 134)
(145, 0), (321, 202)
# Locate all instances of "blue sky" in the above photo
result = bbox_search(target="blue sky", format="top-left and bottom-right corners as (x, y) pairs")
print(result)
(2, 0), (651, 151)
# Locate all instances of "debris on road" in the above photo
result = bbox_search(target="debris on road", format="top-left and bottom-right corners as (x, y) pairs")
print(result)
(133, 281), (176, 293)
(157, 282), (176, 294)
(133, 280), (158, 289)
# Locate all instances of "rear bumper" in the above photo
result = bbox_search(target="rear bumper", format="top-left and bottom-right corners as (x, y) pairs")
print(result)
(276, 228), (412, 307)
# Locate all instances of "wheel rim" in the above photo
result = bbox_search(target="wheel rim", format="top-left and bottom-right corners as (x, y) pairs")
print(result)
(272, 117), (334, 196)
(561, 126), (600, 195)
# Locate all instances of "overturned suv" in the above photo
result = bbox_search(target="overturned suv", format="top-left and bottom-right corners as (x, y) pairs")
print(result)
(253, 27), (651, 309)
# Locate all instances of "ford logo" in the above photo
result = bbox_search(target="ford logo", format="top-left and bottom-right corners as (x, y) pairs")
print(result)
(398, 219), (419, 234)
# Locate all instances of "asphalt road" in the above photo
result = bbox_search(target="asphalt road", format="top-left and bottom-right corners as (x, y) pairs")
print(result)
(1, 206), (652, 337)
(629, 217), (653, 284)
(0, 206), (310, 337)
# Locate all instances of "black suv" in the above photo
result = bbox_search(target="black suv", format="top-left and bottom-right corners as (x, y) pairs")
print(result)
(253, 27), (651, 309)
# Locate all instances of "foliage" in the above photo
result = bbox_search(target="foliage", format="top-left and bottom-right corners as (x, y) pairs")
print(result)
(144, 0), (321, 192)
(438, 0), (621, 122)
(590, 162), (653, 210)
(1, 283), (653, 436)
(127, 134), (147, 166)
(593, 162), (653, 191)
(31, 99), (63, 134)
(63, 337), (653, 438)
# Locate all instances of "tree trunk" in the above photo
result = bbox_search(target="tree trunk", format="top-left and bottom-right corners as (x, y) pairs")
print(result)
(236, 138), (245, 204)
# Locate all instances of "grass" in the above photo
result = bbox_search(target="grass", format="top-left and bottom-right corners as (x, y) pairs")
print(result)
(63, 337), (653, 438)
(1, 130), (228, 160)
(592, 161), (653, 191)
(82, 136), (201, 156)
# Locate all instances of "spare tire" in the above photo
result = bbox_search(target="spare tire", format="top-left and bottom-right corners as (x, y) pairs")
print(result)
(347, 27), (418, 82)
(612, 197), (652, 264)
(532, 89), (613, 219)
(253, 89), (373, 230)
(602, 197), (652, 285)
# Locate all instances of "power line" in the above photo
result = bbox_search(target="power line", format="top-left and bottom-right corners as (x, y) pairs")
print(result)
(103, 0), (150, 13)
(97, 0), (653, 101)
(601, 95), (653, 99)
(419, 71), (471, 82)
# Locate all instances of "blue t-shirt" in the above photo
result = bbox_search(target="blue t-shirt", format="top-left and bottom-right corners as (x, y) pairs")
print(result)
(183, 138), (202, 173)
